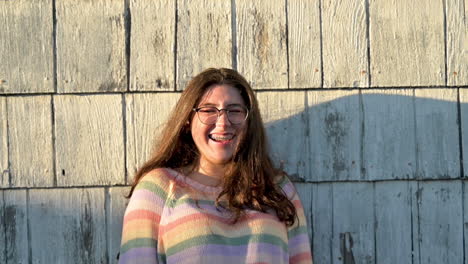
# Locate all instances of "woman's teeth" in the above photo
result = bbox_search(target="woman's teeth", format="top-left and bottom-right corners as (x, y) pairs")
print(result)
(209, 134), (233, 141)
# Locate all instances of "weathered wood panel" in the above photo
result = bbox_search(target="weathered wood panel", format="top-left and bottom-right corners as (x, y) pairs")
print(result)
(312, 183), (333, 264)
(461, 89), (468, 177)
(7, 96), (54, 187)
(287, 0), (321, 88)
(0, 191), (4, 264)
(294, 182), (313, 244)
(29, 188), (107, 263)
(237, 0), (288, 89)
(257, 91), (308, 180)
(0, 97), (8, 187)
(307, 90), (361, 181)
(414, 89), (460, 179)
(464, 181), (468, 264)
(107, 187), (129, 263)
(333, 182), (374, 264)
(177, 0), (232, 90)
(322, 0), (368, 88)
(418, 181), (463, 263)
(411, 182), (421, 264)
(3, 190), (28, 264)
(56, 0), (126, 93)
(375, 181), (414, 264)
(54, 95), (125, 186)
(370, 0), (445, 86)
(446, 0), (467, 86)
(0, 0), (53, 93)
(130, 0), (175, 91)
(126, 93), (180, 180)
(361, 90), (416, 180)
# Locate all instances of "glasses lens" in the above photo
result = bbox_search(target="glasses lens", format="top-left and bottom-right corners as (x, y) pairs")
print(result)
(227, 107), (248, 124)
(197, 107), (219, 124)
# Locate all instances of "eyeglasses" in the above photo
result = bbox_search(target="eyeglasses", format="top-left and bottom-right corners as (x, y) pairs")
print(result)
(193, 106), (249, 125)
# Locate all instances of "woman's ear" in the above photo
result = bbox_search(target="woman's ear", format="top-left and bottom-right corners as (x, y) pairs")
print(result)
(183, 120), (190, 132)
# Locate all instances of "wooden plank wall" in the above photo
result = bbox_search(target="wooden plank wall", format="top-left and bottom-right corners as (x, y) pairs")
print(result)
(0, 0), (466, 263)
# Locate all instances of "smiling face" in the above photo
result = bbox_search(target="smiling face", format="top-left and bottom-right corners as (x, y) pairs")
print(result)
(190, 84), (247, 169)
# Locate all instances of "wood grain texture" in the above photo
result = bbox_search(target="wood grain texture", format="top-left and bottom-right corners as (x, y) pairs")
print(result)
(2, 190), (28, 264)
(0, 191), (3, 264)
(56, 0), (126, 93)
(312, 183), (333, 264)
(414, 89), (460, 179)
(322, 0), (368, 88)
(307, 90), (361, 181)
(411, 182), (421, 264)
(107, 187), (128, 264)
(370, 0), (445, 86)
(0, 0), (54, 93)
(333, 182), (374, 264)
(257, 91), (308, 180)
(177, 0), (232, 90)
(7, 96), (54, 187)
(29, 188), (107, 263)
(294, 182), (313, 244)
(375, 181), (414, 264)
(418, 181), (463, 263)
(54, 95), (125, 186)
(0, 97), (8, 187)
(361, 90), (416, 180)
(126, 93), (180, 180)
(287, 0), (321, 88)
(446, 0), (467, 86)
(461, 89), (468, 177)
(130, 0), (175, 91)
(237, 0), (288, 89)
(464, 181), (468, 264)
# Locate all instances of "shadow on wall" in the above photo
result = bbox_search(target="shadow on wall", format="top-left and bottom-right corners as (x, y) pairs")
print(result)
(1, 90), (467, 264)
(261, 89), (467, 264)
(261, 89), (465, 182)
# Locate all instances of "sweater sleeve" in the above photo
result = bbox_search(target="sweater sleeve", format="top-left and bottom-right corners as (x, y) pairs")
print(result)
(280, 177), (314, 264)
(119, 169), (169, 264)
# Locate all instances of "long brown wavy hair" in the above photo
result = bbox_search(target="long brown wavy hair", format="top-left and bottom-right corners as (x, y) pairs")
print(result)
(128, 68), (297, 226)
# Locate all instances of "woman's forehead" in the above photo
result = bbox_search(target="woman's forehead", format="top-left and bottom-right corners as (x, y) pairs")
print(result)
(197, 84), (245, 106)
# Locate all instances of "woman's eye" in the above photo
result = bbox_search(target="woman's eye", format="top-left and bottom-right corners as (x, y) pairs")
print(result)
(229, 108), (245, 113)
(200, 109), (217, 113)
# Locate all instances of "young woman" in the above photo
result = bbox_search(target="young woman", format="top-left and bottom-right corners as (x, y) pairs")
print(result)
(119, 68), (313, 264)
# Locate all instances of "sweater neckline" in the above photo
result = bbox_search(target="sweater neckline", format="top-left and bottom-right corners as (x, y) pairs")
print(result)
(165, 168), (223, 194)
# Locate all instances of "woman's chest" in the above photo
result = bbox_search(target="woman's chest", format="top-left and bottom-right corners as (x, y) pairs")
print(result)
(158, 198), (289, 263)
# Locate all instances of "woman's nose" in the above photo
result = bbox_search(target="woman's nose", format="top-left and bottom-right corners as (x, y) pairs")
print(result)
(216, 110), (231, 125)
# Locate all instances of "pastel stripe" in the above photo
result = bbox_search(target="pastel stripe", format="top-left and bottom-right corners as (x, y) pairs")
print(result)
(124, 210), (160, 222)
(289, 252), (313, 263)
(131, 189), (166, 207)
(166, 234), (288, 257)
(120, 238), (157, 254)
(289, 233), (311, 249)
(135, 180), (168, 199)
(119, 247), (158, 263)
(161, 208), (280, 233)
(167, 243), (288, 264)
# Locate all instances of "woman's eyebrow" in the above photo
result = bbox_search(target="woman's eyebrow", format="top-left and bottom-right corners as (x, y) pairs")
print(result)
(197, 103), (217, 107)
(197, 103), (244, 107)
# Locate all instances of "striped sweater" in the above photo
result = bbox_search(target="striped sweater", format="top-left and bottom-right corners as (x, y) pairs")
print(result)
(119, 168), (313, 264)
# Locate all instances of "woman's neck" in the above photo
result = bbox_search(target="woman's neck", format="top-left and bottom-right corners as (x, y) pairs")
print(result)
(188, 162), (225, 187)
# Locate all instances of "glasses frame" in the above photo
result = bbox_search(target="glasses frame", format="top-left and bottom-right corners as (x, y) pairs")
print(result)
(192, 106), (249, 125)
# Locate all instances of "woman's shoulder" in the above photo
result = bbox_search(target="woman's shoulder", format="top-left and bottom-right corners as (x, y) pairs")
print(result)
(135, 167), (179, 190)
(274, 173), (297, 199)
